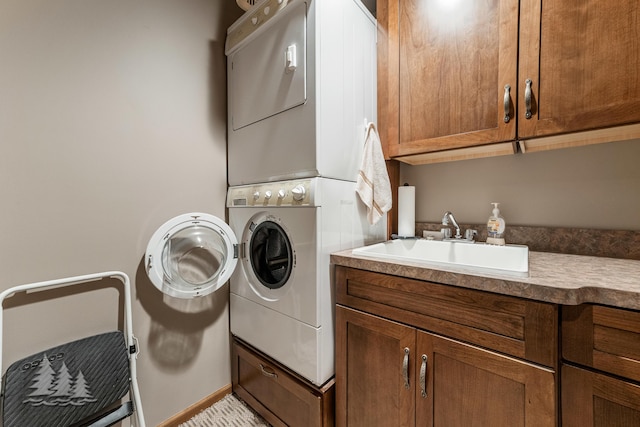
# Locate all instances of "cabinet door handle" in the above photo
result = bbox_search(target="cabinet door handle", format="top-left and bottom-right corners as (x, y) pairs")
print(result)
(503, 84), (511, 123)
(259, 363), (278, 379)
(420, 354), (428, 398)
(525, 79), (533, 119)
(403, 347), (410, 390)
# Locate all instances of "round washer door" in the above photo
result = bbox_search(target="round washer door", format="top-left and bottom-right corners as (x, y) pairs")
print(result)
(145, 213), (238, 299)
(249, 219), (293, 290)
(238, 211), (296, 302)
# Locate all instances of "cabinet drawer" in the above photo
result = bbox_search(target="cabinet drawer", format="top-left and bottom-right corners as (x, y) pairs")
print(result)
(563, 305), (640, 382)
(335, 266), (558, 367)
(231, 339), (335, 427)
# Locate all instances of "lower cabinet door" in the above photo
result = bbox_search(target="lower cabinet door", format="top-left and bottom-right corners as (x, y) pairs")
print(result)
(562, 364), (640, 427)
(336, 306), (416, 427)
(336, 305), (557, 426)
(415, 332), (556, 427)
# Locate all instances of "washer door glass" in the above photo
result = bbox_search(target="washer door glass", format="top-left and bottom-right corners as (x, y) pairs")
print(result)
(162, 226), (227, 287)
(145, 213), (238, 298)
(249, 221), (293, 290)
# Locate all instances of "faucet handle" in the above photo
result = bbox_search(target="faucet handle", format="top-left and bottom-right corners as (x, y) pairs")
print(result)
(465, 229), (478, 241)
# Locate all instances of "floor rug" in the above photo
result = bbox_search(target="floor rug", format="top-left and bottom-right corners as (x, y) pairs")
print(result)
(179, 394), (270, 427)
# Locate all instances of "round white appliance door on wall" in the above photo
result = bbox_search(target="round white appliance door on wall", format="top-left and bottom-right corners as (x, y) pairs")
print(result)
(145, 213), (238, 299)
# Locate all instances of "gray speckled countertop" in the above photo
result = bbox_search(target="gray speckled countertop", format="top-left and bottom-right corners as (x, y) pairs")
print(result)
(331, 248), (640, 310)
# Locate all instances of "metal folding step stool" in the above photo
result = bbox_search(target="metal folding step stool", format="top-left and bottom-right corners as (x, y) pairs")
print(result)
(0, 271), (145, 426)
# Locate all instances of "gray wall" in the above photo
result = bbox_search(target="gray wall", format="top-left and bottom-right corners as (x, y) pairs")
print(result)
(0, 0), (241, 424)
(401, 139), (640, 230)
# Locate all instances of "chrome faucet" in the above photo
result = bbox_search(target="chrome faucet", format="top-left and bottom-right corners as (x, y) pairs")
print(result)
(441, 211), (477, 242)
(441, 211), (462, 239)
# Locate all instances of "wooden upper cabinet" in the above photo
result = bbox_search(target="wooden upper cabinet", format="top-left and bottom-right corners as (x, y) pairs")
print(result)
(518, 0), (640, 139)
(379, 0), (640, 161)
(379, 0), (519, 158)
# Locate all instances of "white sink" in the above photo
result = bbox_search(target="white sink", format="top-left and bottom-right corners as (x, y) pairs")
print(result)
(352, 239), (529, 277)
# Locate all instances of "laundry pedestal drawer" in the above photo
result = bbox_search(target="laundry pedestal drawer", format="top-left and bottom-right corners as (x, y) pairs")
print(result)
(231, 338), (335, 427)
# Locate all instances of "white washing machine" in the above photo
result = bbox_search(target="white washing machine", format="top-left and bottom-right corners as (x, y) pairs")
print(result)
(227, 177), (386, 385)
(144, 178), (385, 385)
(225, 0), (377, 185)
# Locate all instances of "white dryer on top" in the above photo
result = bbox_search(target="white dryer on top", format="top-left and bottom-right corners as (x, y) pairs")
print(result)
(225, 0), (378, 185)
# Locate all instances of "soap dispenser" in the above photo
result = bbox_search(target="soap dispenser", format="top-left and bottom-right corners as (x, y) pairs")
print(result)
(486, 202), (506, 245)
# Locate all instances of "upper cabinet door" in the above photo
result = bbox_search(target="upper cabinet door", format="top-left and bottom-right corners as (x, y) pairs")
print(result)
(381, 0), (519, 158)
(519, 0), (640, 139)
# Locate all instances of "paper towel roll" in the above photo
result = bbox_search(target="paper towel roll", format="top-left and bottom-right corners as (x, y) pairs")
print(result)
(398, 185), (415, 237)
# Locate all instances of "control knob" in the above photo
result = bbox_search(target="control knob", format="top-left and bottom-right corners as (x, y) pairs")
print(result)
(277, 189), (286, 199)
(264, 190), (272, 200)
(253, 191), (260, 200)
(291, 185), (306, 202)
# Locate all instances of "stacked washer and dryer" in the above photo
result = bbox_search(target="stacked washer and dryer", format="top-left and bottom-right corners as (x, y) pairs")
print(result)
(225, 0), (384, 387)
(144, 0), (383, 393)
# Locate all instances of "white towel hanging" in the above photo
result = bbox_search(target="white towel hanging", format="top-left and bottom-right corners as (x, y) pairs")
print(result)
(356, 123), (392, 225)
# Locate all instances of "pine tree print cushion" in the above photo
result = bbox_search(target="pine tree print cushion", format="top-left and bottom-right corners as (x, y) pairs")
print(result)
(2, 331), (130, 427)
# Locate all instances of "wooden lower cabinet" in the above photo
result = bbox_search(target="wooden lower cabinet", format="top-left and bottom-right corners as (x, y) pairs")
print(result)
(562, 304), (640, 426)
(333, 266), (640, 426)
(231, 339), (335, 427)
(562, 304), (640, 383)
(562, 364), (640, 427)
(336, 305), (556, 427)
(335, 306), (415, 427)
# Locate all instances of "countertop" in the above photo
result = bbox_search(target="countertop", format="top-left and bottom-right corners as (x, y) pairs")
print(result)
(331, 247), (640, 310)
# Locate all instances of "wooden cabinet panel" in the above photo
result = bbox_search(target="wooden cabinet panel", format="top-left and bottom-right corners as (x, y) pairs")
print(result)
(519, 0), (640, 139)
(562, 364), (640, 427)
(397, 0), (518, 152)
(416, 333), (556, 427)
(381, 0), (518, 158)
(336, 266), (557, 367)
(231, 339), (334, 427)
(562, 305), (640, 383)
(336, 306), (415, 427)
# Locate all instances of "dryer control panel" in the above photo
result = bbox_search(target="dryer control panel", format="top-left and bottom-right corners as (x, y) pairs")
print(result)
(226, 0), (297, 54)
(227, 179), (314, 207)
